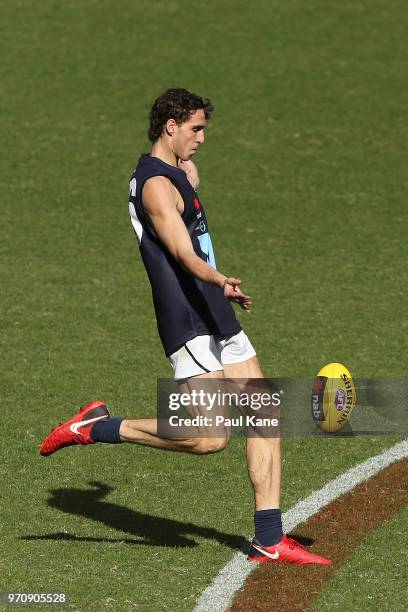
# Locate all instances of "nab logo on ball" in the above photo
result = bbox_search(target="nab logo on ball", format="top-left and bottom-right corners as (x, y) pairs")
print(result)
(311, 362), (356, 433)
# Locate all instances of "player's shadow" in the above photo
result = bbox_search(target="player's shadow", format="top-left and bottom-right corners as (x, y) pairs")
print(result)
(21, 481), (245, 551)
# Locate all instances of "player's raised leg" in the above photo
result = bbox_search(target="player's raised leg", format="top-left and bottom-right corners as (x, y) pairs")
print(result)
(119, 369), (229, 454)
(39, 371), (229, 457)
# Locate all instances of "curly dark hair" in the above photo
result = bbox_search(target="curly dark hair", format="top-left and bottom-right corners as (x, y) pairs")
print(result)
(148, 88), (214, 143)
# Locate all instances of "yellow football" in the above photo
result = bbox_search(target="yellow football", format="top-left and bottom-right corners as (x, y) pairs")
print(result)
(311, 362), (357, 433)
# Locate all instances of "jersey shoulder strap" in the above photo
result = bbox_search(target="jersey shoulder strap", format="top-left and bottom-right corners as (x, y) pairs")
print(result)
(129, 154), (196, 238)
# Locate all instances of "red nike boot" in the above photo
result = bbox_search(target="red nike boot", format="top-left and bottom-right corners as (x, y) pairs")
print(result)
(247, 534), (332, 565)
(39, 401), (110, 456)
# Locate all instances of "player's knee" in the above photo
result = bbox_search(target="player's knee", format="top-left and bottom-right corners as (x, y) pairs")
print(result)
(192, 437), (229, 455)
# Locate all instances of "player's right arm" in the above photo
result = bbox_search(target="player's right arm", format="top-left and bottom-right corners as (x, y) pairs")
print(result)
(142, 176), (251, 310)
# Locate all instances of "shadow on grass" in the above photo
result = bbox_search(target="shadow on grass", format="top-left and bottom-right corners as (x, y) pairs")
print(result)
(21, 481), (246, 551)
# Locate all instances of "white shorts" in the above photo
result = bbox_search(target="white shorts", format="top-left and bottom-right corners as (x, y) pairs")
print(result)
(169, 330), (256, 380)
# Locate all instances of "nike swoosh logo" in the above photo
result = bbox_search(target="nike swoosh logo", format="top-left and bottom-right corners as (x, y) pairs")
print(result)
(69, 415), (108, 434)
(251, 543), (279, 560)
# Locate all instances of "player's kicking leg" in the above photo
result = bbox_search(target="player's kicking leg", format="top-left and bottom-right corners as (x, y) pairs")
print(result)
(39, 373), (227, 457)
(40, 335), (229, 457)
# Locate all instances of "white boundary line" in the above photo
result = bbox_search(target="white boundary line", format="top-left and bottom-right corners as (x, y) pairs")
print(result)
(194, 439), (408, 612)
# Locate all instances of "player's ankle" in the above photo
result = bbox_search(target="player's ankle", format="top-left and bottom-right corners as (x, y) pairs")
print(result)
(254, 508), (283, 546)
(91, 417), (123, 443)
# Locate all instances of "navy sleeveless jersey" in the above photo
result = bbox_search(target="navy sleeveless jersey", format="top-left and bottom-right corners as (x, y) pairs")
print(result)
(128, 154), (241, 356)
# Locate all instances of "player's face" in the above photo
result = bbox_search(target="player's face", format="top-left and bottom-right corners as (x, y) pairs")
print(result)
(173, 109), (206, 160)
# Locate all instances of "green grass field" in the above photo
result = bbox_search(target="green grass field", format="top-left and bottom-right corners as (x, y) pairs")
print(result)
(1, 0), (407, 610)
(315, 507), (408, 611)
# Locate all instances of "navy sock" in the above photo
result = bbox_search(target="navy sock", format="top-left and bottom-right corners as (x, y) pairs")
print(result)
(91, 417), (123, 443)
(254, 509), (283, 546)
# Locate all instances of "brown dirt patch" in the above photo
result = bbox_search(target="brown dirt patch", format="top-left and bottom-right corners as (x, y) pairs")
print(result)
(230, 458), (408, 612)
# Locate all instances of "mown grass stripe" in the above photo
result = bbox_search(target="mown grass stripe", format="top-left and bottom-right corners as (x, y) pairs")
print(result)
(194, 439), (408, 612)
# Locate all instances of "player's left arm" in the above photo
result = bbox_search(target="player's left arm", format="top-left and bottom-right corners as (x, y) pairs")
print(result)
(178, 159), (200, 190)
(178, 159), (253, 310)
